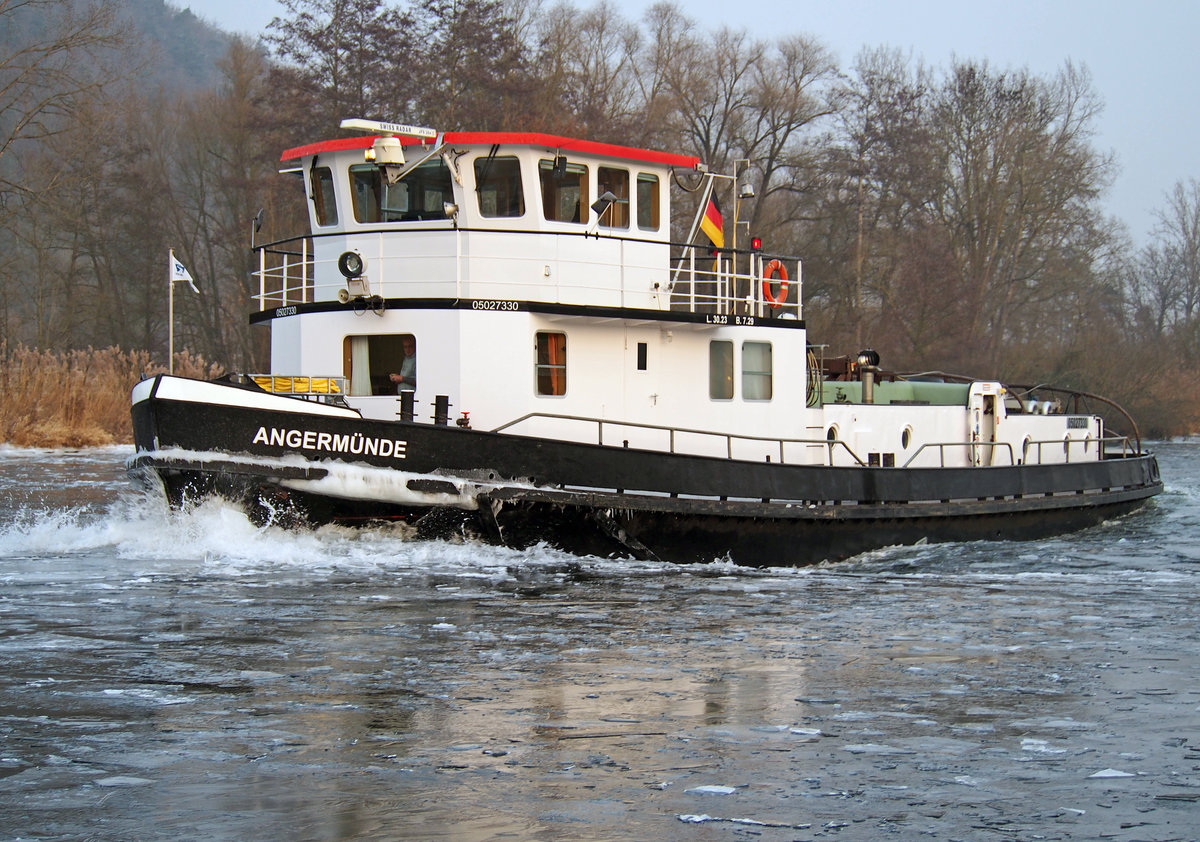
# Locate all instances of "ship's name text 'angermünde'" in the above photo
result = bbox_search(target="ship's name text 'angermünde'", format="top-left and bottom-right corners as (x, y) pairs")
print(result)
(252, 426), (408, 459)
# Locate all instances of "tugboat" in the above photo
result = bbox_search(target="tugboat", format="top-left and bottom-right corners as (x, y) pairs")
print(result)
(128, 119), (1162, 565)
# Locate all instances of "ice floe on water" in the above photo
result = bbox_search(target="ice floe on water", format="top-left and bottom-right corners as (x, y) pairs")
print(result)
(1089, 768), (1137, 779)
(683, 784), (739, 795)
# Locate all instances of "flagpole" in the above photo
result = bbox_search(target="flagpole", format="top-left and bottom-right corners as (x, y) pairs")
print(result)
(672, 176), (715, 288)
(168, 248), (175, 375)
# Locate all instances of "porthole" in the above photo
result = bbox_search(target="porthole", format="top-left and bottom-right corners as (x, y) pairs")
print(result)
(901, 426), (912, 449)
(826, 426), (838, 441)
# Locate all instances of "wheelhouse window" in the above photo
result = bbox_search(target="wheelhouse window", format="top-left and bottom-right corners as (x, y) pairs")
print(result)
(311, 165), (338, 226)
(475, 155), (525, 217)
(597, 166), (629, 228)
(709, 340), (733, 400)
(343, 334), (417, 396)
(350, 158), (453, 223)
(636, 173), (660, 230)
(742, 341), (772, 400)
(535, 332), (566, 396)
(539, 158), (588, 223)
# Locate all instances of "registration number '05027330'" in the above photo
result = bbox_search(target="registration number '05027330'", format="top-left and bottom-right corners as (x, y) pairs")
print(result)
(470, 300), (520, 311)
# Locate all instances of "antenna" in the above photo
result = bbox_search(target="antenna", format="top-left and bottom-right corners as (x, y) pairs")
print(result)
(339, 118), (437, 139)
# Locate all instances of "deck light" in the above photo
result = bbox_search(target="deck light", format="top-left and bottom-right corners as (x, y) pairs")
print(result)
(338, 251), (365, 279)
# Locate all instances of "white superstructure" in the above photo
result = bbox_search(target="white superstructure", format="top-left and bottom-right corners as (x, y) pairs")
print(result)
(248, 124), (1109, 472)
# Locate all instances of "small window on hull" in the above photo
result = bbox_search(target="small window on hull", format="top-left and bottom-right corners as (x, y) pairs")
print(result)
(709, 341), (733, 400)
(742, 341), (772, 400)
(536, 332), (566, 396)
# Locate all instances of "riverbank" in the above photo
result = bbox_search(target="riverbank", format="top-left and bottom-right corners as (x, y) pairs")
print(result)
(2, 344), (1195, 448)
(0, 345), (219, 448)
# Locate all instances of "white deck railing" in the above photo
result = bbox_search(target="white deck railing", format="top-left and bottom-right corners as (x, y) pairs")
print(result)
(251, 230), (802, 319)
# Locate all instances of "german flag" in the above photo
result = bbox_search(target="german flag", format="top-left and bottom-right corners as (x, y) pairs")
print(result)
(700, 194), (724, 248)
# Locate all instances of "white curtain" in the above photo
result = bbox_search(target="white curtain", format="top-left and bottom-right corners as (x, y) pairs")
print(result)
(350, 336), (371, 396)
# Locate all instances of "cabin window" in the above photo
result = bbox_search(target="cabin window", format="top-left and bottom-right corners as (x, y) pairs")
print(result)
(709, 341), (733, 400)
(742, 341), (772, 400)
(637, 342), (647, 371)
(311, 166), (338, 226)
(475, 155), (525, 217)
(535, 332), (567, 396)
(597, 166), (629, 228)
(343, 334), (417, 396)
(637, 173), (660, 230)
(349, 158), (452, 223)
(539, 158), (589, 223)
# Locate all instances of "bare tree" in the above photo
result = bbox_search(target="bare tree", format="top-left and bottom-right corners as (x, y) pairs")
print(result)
(1154, 179), (1200, 326)
(412, 0), (530, 130)
(1125, 179), (1200, 364)
(738, 34), (837, 236)
(0, 0), (132, 217)
(266, 0), (413, 133)
(162, 40), (304, 370)
(931, 59), (1115, 370)
(530, 0), (641, 139)
(627, 2), (696, 150)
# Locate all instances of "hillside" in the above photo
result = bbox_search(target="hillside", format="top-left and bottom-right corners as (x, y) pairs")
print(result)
(121, 0), (251, 90)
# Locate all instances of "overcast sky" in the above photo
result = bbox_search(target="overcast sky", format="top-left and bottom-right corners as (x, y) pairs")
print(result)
(192, 0), (1199, 245)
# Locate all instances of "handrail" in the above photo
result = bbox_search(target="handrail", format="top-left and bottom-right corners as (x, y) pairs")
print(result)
(902, 441), (1016, 468)
(901, 434), (1135, 468)
(249, 231), (802, 318)
(1009, 383), (1143, 454)
(492, 412), (1138, 471)
(491, 411), (868, 466)
(900, 371), (1143, 455)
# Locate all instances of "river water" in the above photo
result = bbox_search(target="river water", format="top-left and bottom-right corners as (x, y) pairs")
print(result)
(1, 443), (1198, 841)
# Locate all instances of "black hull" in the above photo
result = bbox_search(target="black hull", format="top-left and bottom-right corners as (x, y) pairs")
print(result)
(128, 376), (1163, 566)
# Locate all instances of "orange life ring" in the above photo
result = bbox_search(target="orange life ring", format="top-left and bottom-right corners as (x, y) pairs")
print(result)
(762, 259), (789, 308)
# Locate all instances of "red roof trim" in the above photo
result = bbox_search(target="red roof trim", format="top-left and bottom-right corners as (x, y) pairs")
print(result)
(280, 136), (376, 161)
(281, 132), (699, 168)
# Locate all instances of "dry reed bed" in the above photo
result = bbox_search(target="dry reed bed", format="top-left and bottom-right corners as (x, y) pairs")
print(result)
(0, 344), (220, 447)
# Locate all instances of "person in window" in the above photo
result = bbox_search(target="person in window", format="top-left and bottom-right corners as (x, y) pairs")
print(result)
(389, 336), (416, 393)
